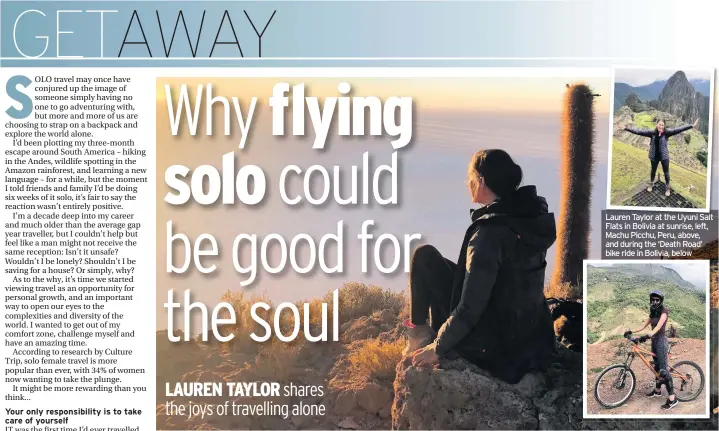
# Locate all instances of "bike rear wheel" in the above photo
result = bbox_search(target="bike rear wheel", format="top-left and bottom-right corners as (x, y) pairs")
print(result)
(593, 364), (636, 408)
(671, 360), (704, 402)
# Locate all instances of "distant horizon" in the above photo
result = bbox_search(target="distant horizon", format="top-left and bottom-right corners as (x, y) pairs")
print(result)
(153, 98), (609, 117)
(154, 105), (611, 330)
(589, 262), (709, 289)
(156, 77), (612, 114)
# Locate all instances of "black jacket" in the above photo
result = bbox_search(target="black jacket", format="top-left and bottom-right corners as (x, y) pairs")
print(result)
(625, 124), (693, 162)
(433, 185), (557, 383)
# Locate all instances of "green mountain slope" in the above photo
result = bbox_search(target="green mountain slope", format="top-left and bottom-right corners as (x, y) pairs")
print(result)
(586, 265), (706, 344)
(613, 83), (658, 112)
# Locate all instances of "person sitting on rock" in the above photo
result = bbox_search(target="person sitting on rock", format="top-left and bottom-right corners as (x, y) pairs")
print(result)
(623, 118), (698, 197)
(403, 149), (557, 384)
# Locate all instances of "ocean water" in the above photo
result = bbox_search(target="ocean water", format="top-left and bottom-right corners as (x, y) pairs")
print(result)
(156, 110), (610, 330)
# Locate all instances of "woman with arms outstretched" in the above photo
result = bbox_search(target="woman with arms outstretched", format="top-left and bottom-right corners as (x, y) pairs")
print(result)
(624, 290), (677, 410)
(624, 117), (699, 197)
(403, 149), (557, 384)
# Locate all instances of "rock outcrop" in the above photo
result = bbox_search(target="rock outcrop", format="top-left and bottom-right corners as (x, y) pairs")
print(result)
(392, 347), (583, 430)
(156, 280), (718, 430)
(625, 93), (651, 113)
(658, 71), (710, 135)
(392, 345), (718, 430)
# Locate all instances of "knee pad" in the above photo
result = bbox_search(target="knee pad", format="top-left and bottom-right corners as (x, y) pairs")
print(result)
(659, 369), (668, 379)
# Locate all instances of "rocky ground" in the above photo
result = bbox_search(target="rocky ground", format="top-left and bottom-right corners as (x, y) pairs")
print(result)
(155, 283), (718, 430)
(392, 347), (584, 429)
(394, 343), (717, 430)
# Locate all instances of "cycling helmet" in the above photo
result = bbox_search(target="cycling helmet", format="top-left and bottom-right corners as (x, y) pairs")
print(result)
(649, 290), (664, 311)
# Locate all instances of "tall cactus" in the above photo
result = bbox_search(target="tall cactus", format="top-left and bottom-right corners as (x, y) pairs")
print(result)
(551, 83), (597, 298)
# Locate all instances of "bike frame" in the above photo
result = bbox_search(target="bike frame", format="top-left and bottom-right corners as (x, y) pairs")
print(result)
(622, 341), (690, 384)
(594, 337), (703, 408)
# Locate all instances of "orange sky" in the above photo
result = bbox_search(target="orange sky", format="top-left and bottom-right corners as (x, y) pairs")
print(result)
(155, 77), (612, 114)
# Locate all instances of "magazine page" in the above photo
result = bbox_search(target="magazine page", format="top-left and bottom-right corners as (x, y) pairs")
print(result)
(1, 1), (717, 430)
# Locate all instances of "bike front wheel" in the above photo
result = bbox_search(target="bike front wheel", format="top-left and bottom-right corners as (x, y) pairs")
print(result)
(593, 364), (636, 409)
(671, 360), (704, 402)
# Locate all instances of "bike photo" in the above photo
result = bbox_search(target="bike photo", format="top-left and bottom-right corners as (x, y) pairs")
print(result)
(592, 331), (705, 410)
(583, 260), (711, 418)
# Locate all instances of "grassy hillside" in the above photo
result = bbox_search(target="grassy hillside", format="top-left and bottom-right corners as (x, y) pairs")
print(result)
(609, 139), (707, 207)
(586, 265), (706, 344)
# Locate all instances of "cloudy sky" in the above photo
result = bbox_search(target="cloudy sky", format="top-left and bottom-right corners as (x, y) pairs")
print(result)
(656, 262), (708, 288)
(590, 261), (709, 289)
(614, 68), (713, 87)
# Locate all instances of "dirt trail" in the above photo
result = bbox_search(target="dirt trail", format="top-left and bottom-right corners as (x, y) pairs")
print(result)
(586, 338), (707, 416)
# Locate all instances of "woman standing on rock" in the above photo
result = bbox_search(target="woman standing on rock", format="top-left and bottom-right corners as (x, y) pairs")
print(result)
(403, 149), (557, 384)
(624, 289), (677, 410)
(624, 118), (698, 197)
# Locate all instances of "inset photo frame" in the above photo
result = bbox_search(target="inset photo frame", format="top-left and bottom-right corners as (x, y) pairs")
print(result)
(582, 260), (711, 419)
(606, 66), (714, 212)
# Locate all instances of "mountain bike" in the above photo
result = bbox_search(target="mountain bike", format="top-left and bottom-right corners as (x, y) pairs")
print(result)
(592, 333), (704, 408)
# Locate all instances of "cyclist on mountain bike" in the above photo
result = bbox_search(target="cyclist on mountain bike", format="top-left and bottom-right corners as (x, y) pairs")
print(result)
(624, 289), (677, 410)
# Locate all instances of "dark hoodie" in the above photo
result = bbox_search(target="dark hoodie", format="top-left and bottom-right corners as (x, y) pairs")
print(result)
(433, 185), (557, 383)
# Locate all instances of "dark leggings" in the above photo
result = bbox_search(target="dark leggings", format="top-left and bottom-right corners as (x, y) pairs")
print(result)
(409, 245), (455, 333)
(651, 159), (671, 187)
(652, 336), (674, 395)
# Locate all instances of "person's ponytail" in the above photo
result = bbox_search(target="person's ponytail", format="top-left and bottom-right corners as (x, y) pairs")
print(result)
(507, 162), (523, 193)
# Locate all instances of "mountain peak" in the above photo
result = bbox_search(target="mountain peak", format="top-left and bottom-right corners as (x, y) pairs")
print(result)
(660, 71), (694, 101)
(657, 70), (708, 129)
(668, 70), (689, 83)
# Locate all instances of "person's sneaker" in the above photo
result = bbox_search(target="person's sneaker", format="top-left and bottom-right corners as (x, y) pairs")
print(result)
(402, 320), (435, 356)
(646, 389), (661, 398)
(647, 183), (654, 192)
(661, 398), (679, 410)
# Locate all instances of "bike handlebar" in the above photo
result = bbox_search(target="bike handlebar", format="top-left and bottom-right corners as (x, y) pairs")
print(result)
(624, 334), (647, 344)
